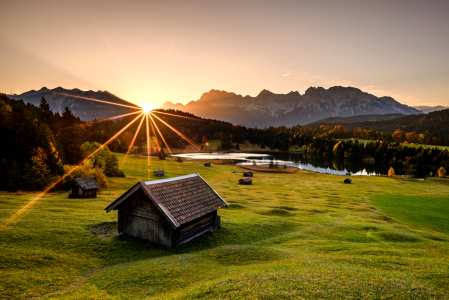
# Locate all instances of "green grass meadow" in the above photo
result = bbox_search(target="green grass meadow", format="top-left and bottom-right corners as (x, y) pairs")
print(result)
(1, 153), (449, 299)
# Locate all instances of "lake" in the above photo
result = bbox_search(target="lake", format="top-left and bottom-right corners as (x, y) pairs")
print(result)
(170, 152), (388, 176)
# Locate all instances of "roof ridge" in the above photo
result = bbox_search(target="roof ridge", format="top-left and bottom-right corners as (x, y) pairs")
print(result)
(144, 173), (198, 185)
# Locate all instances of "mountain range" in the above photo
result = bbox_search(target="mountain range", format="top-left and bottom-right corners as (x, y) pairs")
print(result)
(7, 87), (139, 121)
(411, 105), (449, 114)
(162, 86), (422, 127)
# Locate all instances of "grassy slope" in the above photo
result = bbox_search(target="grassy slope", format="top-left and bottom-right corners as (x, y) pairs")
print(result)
(0, 154), (448, 299)
(368, 195), (449, 235)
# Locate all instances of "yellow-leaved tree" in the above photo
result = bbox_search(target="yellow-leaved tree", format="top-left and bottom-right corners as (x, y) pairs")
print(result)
(439, 166), (446, 178)
(388, 167), (395, 177)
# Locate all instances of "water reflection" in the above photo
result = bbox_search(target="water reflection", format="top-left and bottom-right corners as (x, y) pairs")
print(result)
(171, 152), (387, 176)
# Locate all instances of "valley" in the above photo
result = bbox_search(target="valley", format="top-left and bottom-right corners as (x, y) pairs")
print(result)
(1, 154), (448, 299)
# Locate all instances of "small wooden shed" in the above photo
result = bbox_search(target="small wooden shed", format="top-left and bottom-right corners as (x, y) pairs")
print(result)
(243, 171), (253, 177)
(344, 178), (352, 184)
(69, 177), (99, 198)
(204, 163), (211, 167)
(105, 173), (228, 247)
(239, 177), (253, 185)
(154, 170), (165, 177)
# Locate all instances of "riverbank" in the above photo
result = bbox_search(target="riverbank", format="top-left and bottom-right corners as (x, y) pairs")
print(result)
(238, 165), (300, 173)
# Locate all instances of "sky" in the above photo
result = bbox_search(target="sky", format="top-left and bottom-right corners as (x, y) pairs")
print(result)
(1, 0), (448, 108)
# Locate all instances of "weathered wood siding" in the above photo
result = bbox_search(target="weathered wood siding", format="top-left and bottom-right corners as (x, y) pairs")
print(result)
(176, 212), (216, 245)
(118, 189), (173, 247)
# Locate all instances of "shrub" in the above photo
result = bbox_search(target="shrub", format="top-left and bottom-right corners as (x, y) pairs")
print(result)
(388, 167), (395, 177)
(439, 166), (446, 178)
(176, 157), (183, 162)
(59, 162), (107, 190)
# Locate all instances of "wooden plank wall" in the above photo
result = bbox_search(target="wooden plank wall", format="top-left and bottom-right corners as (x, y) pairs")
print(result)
(118, 190), (173, 247)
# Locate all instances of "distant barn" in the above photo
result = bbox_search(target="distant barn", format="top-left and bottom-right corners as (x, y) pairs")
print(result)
(344, 178), (352, 184)
(239, 177), (253, 185)
(105, 174), (228, 247)
(204, 163), (211, 167)
(69, 177), (99, 198)
(243, 171), (253, 177)
(154, 170), (165, 177)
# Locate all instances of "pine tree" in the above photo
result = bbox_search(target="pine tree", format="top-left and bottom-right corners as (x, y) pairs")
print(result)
(7, 160), (21, 191)
(159, 148), (166, 160)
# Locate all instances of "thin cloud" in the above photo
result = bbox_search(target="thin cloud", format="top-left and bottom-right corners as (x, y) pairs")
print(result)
(282, 73), (290, 77)
(158, 88), (163, 91)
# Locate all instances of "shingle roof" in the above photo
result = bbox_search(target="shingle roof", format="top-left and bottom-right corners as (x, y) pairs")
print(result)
(105, 174), (228, 228)
(73, 177), (99, 190)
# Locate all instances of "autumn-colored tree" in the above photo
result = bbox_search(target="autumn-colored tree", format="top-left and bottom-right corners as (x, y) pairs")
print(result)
(392, 130), (404, 142)
(31, 147), (50, 181)
(388, 167), (395, 177)
(439, 166), (446, 178)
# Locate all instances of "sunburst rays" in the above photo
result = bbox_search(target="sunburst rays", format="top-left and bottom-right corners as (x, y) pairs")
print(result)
(0, 90), (217, 231)
(0, 112), (144, 232)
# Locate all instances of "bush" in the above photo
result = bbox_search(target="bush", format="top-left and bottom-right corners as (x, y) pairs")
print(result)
(59, 162), (107, 190)
(81, 142), (125, 177)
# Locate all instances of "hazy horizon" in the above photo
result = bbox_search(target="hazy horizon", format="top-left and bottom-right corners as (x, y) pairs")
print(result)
(1, 0), (448, 108)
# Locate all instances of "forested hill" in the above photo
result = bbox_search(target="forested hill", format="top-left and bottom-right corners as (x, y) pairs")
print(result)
(306, 113), (405, 125)
(306, 109), (449, 144)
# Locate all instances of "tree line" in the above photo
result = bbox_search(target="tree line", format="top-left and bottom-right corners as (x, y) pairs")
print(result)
(0, 94), (123, 191)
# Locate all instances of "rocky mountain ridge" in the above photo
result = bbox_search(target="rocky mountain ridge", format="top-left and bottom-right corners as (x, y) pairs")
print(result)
(162, 86), (422, 127)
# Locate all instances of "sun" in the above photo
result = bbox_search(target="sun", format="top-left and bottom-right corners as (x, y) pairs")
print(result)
(142, 104), (152, 114)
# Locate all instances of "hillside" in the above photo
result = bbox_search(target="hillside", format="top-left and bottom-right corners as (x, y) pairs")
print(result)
(307, 108), (449, 143)
(306, 113), (405, 126)
(162, 86), (422, 127)
(7, 87), (140, 121)
(1, 155), (449, 299)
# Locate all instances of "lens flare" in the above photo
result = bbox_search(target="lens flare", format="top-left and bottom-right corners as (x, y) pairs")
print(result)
(150, 112), (203, 152)
(0, 112), (144, 232)
(123, 114), (145, 164)
(54, 92), (140, 110)
(152, 110), (212, 123)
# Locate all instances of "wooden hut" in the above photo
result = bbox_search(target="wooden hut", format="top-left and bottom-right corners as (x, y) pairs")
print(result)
(204, 163), (211, 167)
(239, 177), (253, 185)
(105, 173), (228, 247)
(154, 170), (165, 177)
(243, 171), (253, 177)
(69, 177), (99, 198)
(344, 178), (352, 184)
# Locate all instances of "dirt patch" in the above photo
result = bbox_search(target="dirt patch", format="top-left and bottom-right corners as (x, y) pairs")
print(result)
(89, 222), (118, 240)
(239, 165), (299, 173)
